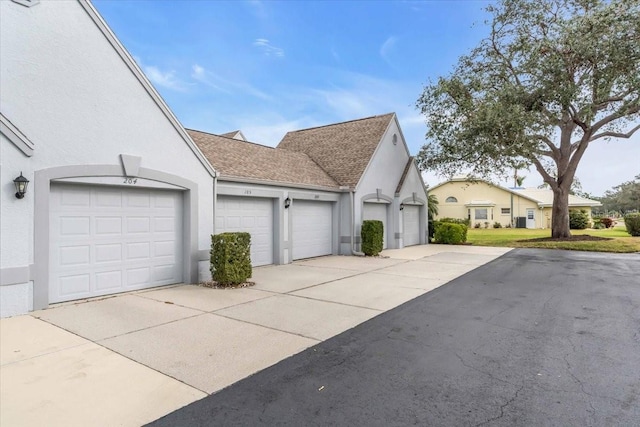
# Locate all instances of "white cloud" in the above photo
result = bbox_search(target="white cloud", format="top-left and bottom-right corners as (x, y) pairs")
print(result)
(191, 64), (271, 100)
(253, 38), (285, 57)
(133, 56), (188, 92)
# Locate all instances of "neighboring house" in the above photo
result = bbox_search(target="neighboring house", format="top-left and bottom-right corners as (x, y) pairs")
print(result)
(1, 0), (216, 317)
(188, 113), (428, 266)
(430, 177), (601, 229)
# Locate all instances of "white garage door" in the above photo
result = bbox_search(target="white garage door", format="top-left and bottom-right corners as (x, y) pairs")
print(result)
(49, 184), (183, 304)
(292, 200), (332, 260)
(216, 196), (273, 266)
(363, 202), (388, 249)
(403, 205), (421, 246)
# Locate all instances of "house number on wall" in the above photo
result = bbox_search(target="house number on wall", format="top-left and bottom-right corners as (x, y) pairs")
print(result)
(123, 177), (138, 184)
(244, 190), (252, 195)
(314, 195), (320, 199)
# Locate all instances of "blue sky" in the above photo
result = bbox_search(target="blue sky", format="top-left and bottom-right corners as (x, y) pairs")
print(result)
(93, 0), (639, 196)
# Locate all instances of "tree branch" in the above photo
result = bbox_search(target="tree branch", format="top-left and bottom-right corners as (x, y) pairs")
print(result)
(531, 157), (556, 189)
(592, 102), (640, 132)
(590, 123), (640, 141)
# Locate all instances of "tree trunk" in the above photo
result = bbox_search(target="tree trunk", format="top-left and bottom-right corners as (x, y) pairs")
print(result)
(551, 186), (571, 238)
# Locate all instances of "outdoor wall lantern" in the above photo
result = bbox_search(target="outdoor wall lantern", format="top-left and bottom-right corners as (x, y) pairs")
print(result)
(399, 203), (404, 211)
(13, 172), (29, 199)
(284, 197), (291, 209)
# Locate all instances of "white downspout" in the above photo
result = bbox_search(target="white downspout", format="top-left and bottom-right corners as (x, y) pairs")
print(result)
(351, 190), (365, 256)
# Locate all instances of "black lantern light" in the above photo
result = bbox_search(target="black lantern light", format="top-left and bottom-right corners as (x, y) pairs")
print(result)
(284, 197), (291, 209)
(13, 172), (29, 199)
(399, 203), (404, 211)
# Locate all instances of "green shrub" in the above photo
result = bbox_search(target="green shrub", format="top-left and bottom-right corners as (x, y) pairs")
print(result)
(210, 232), (252, 286)
(361, 220), (384, 256)
(493, 221), (502, 228)
(434, 223), (467, 245)
(438, 217), (470, 226)
(474, 222), (481, 228)
(428, 220), (438, 241)
(569, 209), (590, 230)
(624, 213), (640, 236)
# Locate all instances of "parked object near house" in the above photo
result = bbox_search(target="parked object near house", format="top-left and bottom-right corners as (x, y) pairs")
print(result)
(189, 112), (428, 266)
(429, 177), (601, 229)
(1, 0), (216, 317)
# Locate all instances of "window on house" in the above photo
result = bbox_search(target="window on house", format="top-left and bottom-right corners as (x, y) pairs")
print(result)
(475, 208), (488, 220)
(501, 208), (510, 215)
(445, 196), (458, 203)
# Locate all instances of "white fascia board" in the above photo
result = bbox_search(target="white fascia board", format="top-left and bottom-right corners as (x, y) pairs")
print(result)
(0, 113), (34, 157)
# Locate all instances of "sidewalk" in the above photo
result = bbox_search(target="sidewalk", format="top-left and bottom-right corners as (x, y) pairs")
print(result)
(0, 245), (511, 426)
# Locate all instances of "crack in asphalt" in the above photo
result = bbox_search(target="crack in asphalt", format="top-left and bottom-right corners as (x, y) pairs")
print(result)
(474, 382), (525, 427)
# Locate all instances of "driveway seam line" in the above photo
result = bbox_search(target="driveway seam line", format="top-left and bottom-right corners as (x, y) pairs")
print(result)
(209, 312), (324, 342)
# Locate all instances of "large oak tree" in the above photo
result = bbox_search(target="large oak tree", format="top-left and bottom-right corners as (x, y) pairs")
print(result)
(416, 0), (640, 238)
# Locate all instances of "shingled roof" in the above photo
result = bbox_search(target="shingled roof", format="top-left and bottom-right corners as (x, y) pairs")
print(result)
(187, 129), (340, 189)
(277, 113), (395, 188)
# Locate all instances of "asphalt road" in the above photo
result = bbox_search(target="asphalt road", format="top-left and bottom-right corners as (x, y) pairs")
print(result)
(148, 249), (640, 426)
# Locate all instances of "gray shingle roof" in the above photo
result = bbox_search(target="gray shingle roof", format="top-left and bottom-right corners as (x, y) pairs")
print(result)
(277, 113), (395, 188)
(187, 129), (340, 189)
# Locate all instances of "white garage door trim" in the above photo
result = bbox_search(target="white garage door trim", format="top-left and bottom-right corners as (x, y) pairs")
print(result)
(403, 205), (421, 247)
(49, 184), (183, 304)
(292, 200), (333, 260)
(216, 196), (274, 267)
(363, 202), (388, 249)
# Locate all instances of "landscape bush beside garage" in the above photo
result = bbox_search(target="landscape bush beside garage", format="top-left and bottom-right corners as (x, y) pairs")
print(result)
(624, 213), (640, 236)
(361, 220), (384, 256)
(434, 222), (468, 245)
(211, 232), (252, 286)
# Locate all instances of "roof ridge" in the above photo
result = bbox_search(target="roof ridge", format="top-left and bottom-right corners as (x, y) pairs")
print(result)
(186, 128), (276, 150)
(284, 112), (395, 135)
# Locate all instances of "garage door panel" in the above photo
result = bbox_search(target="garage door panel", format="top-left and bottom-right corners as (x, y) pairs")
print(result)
(363, 203), (388, 249)
(292, 200), (332, 260)
(403, 205), (421, 247)
(50, 184), (183, 303)
(217, 196), (273, 267)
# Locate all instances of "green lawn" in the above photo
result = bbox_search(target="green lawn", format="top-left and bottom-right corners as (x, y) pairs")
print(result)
(466, 226), (640, 253)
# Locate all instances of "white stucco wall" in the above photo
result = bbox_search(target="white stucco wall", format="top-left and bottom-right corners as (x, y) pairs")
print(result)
(351, 118), (426, 249)
(1, 0), (214, 315)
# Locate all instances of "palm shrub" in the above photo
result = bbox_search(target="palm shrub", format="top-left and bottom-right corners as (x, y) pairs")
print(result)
(361, 220), (384, 256)
(624, 213), (640, 236)
(211, 232), (252, 286)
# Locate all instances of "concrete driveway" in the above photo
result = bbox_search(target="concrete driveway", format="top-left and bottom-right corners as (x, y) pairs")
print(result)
(0, 245), (510, 426)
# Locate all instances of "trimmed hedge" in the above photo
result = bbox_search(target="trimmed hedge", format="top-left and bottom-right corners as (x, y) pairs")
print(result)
(434, 223), (467, 244)
(361, 220), (383, 256)
(624, 213), (640, 236)
(430, 220), (468, 243)
(569, 209), (590, 230)
(211, 232), (252, 286)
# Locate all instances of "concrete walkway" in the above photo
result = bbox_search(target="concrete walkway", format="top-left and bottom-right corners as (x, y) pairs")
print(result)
(0, 245), (510, 426)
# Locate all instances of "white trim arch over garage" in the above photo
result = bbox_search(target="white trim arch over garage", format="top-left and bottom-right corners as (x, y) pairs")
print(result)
(33, 164), (200, 309)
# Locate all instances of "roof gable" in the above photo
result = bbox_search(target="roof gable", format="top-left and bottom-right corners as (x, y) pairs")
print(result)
(187, 129), (340, 189)
(277, 113), (395, 188)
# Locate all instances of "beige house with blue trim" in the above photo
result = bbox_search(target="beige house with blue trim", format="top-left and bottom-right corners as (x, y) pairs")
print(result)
(429, 178), (601, 229)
